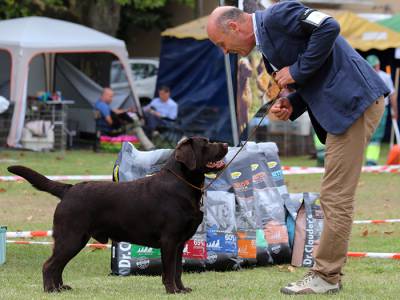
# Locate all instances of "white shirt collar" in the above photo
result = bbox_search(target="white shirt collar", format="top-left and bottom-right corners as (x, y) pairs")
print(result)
(252, 12), (278, 72)
(252, 13), (260, 48)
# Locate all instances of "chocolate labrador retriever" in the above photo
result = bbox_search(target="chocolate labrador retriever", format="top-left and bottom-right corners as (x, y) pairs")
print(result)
(8, 137), (228, 294)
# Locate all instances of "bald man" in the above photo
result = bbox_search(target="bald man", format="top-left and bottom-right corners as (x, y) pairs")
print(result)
(95, 87), (155, 150)
(94, 88), (134, 134)
(207, 1), (389, 295)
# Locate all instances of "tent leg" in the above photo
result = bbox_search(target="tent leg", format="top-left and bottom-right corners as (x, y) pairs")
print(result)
(129, 113), (154, 150)
(133, 126), (155, 150)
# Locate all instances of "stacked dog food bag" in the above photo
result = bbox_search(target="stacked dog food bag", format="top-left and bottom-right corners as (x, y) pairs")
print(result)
(251, 143), (292, 264)
(220, 142), (291, 266)
(225, 149), (258, 267)
(204, 174), (240, 270)
(285, 192), (324, 267)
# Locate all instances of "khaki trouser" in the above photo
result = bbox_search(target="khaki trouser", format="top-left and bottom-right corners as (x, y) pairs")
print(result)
(312, 96), (385, 284)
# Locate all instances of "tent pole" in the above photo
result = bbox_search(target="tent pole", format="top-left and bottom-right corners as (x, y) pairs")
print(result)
(219, 0), (239, 145)
(224, 54), (239, 145)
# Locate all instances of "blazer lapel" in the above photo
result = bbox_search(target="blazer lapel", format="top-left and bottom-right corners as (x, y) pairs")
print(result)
(255, 11), (284, 70)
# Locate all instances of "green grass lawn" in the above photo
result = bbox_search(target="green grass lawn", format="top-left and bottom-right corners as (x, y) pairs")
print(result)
(0, 146), (399, 299)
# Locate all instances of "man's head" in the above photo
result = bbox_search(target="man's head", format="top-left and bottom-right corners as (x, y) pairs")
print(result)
(158, 86), (170, 102)
(366, 55), (380, 71)
(101, 88), (113, 104)
(207, 6), (255, 56)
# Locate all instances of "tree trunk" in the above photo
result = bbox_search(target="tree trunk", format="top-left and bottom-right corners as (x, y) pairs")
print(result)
(87, 0), (121, 36)
(68, 0), (121, 36)
(67, 0), (122, 86)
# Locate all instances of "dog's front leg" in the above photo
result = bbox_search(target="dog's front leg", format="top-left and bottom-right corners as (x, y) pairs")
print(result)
(161, 240), (179, 294)
(175, 242), (192, 293)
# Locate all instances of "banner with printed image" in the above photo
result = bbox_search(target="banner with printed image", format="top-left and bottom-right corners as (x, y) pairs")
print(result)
(237, 0), (275, 135)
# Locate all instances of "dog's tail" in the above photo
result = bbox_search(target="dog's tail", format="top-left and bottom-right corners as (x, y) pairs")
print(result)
(7, 165), (72, 199)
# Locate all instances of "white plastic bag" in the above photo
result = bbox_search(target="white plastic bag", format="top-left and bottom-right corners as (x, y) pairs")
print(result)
(0, 96), (9, 114)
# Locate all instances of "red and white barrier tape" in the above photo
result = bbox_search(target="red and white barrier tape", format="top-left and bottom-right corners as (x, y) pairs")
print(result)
(6, 230), (53, 238)
(0, 175), (111, 182)
(6, 218), (400, 239)
(353, 219), (400, 224)
(1, 165), (399, 182)
(281, 165), (400, 175)
(6, 240), (110, 249)
(347, 252), (400, 259)
(5, 240), (399, 259)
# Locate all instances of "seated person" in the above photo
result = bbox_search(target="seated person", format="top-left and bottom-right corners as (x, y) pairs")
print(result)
(94, 87), (136, 136)
(143, 86), (178, 137)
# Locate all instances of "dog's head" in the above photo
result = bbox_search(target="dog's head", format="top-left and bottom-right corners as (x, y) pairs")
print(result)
(174, 137), (228, 173)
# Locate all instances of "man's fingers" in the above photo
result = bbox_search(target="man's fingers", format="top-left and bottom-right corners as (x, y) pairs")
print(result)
(282, 111), (290, 121)
(275, 108), (288, 119)
(277, 77), (289, 88)
(270, 103), (282, 113)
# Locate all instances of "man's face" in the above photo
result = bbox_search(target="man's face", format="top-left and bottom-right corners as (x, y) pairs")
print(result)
(208, 22), (254, 56)
(103, 90), (113, 104)
(159, 90), (170, 102)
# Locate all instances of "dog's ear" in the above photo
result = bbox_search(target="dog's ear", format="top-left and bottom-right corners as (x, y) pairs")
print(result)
(175, 138), (196, 170)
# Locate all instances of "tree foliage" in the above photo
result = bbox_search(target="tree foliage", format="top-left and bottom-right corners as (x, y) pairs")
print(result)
(0, 0), (195, 33)
(0, 0), (67, 19)
(119, 0), (195, 31)
(0, 0), (195, 86)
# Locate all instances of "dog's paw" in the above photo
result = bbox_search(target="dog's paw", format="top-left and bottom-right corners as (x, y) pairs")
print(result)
(44, 284), (72, 293)
(165, 286), (181, 294)
(179, 287), (192, 293)
(44, 287), (62, 293)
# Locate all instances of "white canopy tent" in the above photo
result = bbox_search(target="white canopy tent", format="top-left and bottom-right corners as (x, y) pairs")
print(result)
(0, 16), (141, 147)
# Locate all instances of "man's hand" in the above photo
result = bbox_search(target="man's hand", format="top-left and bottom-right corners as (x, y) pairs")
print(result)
(275, 66), (295, 88)
(270, 97), (293, 121)
(150, 109), (161, 118)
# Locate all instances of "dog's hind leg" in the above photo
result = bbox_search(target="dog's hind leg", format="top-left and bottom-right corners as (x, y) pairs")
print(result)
(160, 239), (180, 294)
(43, 233), (90, 292)
(175, 242), (192, 293)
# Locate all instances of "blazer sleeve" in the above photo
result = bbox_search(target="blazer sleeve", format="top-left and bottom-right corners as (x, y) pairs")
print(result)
(270, 1), (340, 85)
(287, 91), (307, 121)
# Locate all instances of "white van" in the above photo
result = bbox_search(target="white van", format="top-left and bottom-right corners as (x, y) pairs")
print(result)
(110, 58), (159, 105)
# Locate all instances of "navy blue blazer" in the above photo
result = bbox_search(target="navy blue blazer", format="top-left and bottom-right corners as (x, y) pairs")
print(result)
(254, 1), (389, 143)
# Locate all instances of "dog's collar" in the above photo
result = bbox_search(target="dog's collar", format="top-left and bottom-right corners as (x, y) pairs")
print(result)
(166, 168), (205, 193)
(166, 168), (205, 208)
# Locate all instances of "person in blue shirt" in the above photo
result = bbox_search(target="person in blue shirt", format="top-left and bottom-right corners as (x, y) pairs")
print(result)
(207, 1), (388, 295)
(94, 87), (136, 136)
(143, 86), (178, 138)
(94, 87), (155, 150)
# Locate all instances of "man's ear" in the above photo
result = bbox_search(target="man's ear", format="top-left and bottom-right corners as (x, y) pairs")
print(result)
(175, 138), (196, 170)
(228, 20), (238, 32)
